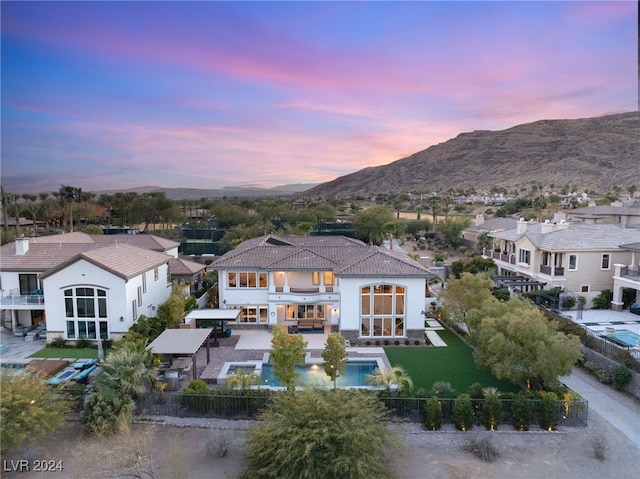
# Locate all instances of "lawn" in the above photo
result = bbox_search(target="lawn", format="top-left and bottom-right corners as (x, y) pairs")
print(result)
(384, 329), (521, 395)
(29, 347), (99, 360)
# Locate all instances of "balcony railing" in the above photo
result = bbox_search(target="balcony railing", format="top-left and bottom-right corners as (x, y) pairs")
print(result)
(539, 265), (565, 277)
(1, 291), (45, 306)
(621, 266), (640, 277)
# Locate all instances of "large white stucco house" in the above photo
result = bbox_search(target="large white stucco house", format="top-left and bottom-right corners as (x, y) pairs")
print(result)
(0, 233), (205, 342)
(485, 220), (640, 308)
(210, 235), (431, 344)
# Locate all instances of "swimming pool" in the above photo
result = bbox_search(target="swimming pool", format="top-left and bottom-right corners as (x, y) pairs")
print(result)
(260, 360), (380, 388)
(607, 329), (640, 347)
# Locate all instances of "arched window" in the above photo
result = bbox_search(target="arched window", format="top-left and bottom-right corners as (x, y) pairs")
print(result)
(360, 284), (405, 338)
(64, 287), (109, 340)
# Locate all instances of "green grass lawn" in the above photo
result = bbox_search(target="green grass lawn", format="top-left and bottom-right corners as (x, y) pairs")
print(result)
(384, 329), (520, 394)
(29, 347), (99, 360)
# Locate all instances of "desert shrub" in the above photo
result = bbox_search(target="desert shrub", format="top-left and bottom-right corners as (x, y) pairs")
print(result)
(81, 391), (134, 435)
(206, 430), (233, 458)
(453, 394), (474, 431)
(511, 392), (532, 431)
(539, 391), (558, 431)
(591, 434), (608, 461)
(612, 365), (632, 391)
(424, 397), (443, 430)
(464, 435), (500, 462)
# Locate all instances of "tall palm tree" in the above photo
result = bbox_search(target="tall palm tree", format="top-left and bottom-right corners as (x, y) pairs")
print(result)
(365, 366), (413, 392)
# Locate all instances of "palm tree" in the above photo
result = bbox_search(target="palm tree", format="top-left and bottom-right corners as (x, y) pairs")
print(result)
(476, 231), (493, 254)
(225, 369), (260, 392)
(96, 347), (158, 398)
(365, 366), (413, 392)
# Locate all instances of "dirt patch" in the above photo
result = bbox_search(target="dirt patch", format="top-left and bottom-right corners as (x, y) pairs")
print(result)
(3, 411), (637, 479)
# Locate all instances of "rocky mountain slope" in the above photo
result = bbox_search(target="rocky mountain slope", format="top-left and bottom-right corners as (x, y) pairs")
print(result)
(302, 112), (639, 199)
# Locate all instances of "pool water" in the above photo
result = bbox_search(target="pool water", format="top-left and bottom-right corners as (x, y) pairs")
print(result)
(260, 360), (378, 388)
(56, 369), (77, 380)
(610, 329), (640, 347)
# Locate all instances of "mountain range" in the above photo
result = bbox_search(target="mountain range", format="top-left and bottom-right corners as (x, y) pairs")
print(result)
(300, 111), (639, 199)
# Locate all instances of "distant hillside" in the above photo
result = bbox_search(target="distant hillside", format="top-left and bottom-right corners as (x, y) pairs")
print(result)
(94, 183), (318, 200)
(301, 112), (639, 199)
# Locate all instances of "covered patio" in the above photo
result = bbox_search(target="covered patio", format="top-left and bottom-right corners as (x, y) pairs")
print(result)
(147, 328), (213, 384)
(183, 309), (240, 347)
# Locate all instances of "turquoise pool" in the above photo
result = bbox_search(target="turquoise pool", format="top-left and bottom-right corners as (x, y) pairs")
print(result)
(608, 329), (640, 347)
(260, 360), (379, 388)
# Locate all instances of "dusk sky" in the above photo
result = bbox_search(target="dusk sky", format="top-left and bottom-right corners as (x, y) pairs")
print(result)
(1, 1), (637, 194)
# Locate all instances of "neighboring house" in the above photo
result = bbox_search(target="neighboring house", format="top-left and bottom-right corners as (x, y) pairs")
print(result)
(485, 220), (640, 308)
(461, 214), (518, 251)
(557, 200), (640, 227)
(210, 235), (431, 344)
(0, 233), (205, 341)
(612, 242), (640, 311)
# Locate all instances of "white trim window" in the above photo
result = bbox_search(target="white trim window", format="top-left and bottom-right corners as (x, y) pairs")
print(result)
(64, 287), (109, 340)
(518, 249), (531, 265)
(601, 254), (611, 270)
(230, 305), (268, 323)
(568, 254), (578, 271)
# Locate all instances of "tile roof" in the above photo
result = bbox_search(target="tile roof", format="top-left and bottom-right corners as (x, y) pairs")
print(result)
(490, 223), (640, 251)
(169, 257), (206, 276)
(211, 235), (430, 277)
(40, 244), (171, 280)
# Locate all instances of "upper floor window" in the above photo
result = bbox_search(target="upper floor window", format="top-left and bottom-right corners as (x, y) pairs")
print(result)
(518, 249), (531, 265)
(568, 254), (578, 271)
(142, 273), (147, 293)
(227, 271), (268, 289)
(154, 267), (159, 281)
(19, 274), (38, 295)
(64, 287), (107, 319)
(312, 271), (335, 285)
(601, 254), (611, 270)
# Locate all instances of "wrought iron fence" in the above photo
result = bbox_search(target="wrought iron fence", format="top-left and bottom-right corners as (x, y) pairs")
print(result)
(136, 393), (588, 427)
(583, 329), (640, 368)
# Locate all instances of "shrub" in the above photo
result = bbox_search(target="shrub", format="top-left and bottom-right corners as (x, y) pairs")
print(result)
(562, 296), (576, 309)
(539, 391), (558, 431)
(75, 339), (90, 349)
(183, 379), (211, 395)
(365, 340), (371, 346)
(375, 340), (380, 346)
(50, 337), (66, 348)
(394, 340), (400, 346)
(404, 340), (410, 346)
(432, 381), (455, 398)
(480, 389), (502, 430)
(424, 397), (443, 430)
(464, 435), (500, 462)
(511, 392), (532, 431)
(414, 340), (420, 346)
(81, 391), (134, 435)
(383, 340), (390, 346)
(453, 393), (474, 431)
(591, 434), (608, 461)
(612, 365), (633, 391)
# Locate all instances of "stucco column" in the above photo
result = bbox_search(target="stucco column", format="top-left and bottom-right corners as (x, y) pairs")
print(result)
(611, 264), (625, 311)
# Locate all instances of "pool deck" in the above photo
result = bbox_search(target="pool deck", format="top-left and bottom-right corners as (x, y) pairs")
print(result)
(197, 329), (391, 384)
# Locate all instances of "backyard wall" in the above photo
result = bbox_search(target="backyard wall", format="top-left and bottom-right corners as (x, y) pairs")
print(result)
(581, 347), (640, 398)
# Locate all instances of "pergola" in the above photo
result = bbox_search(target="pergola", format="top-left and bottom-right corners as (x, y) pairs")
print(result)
(147, 328), (213, 380)
(183, 309), (241, 347)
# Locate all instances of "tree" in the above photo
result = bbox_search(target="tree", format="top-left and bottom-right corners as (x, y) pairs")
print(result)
(269, 324), (307, 391)
(240, 388), (401, 479)
(95, 346), (158, 398)
(322, 333), (347, 388)
(156, 282), (189, 328)
(439, 272), (496, 335)
(352, 205), (394, 245)
(1, 371), (72, 452)
(476, 231), (493, 253)
(365, 366), (413, 392)
(225, 369), (260, 392)
(437, 216), (471, 247)
(474, 298), (582, 389)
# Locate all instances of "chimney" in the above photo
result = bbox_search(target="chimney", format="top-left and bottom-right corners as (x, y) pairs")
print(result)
(541, 219), (554, 234)
(474, 214), (485, 226)
(516, 218), (527, 234)
(15, 236), (29, 255)
(557, 219), (568, 230)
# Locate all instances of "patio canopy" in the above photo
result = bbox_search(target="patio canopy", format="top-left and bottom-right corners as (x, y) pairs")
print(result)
(147, 328), (213, 379)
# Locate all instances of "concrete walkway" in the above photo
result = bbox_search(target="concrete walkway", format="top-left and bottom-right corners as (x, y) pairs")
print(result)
(560, 366), (640, 450)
